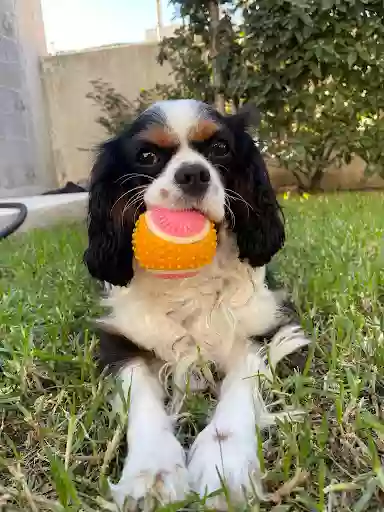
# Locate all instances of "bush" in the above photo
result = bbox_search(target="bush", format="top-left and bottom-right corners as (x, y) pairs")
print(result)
(86, 79), (181, 137)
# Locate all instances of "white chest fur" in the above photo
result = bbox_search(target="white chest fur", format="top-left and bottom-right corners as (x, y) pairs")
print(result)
(100, 235), (284, 370)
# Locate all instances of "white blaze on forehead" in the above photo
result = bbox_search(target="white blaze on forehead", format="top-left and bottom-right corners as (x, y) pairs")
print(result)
(154, 99), (208, 144)
(143, 99), (226, 222)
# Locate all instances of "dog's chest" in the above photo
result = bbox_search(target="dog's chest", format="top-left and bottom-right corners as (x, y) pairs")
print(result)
(102, 255), (280, 368)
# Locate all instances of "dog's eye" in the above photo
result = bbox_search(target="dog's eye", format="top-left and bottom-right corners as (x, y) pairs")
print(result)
(137, 150), (158, 166)
(210, 140), (229, 158)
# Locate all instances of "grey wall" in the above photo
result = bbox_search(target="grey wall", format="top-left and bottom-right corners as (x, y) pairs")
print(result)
(0, 0), (54, 198)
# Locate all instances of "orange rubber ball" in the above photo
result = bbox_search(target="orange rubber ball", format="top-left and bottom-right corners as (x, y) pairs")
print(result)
(132, 208), (217, 278)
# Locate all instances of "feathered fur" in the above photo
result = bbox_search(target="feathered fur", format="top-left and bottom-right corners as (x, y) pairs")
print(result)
(84, 99), (310, 509)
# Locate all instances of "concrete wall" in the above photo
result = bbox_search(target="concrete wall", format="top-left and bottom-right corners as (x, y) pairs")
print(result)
(41, 43), (173, 185)
(267, 156), (384, 191)
(41, 42), (384, 190)
(0, 0), (54, 198)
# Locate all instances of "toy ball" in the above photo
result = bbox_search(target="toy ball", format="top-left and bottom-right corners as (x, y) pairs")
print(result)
(132, 208), (217, 278)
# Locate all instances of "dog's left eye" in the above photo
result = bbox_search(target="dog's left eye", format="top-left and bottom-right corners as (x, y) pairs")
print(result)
(137, 150), (158, 166)
(210, 140), (230, 158)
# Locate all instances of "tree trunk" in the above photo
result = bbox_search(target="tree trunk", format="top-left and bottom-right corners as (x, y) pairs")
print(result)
(290, 168), (309, 192)
(209, 0), (225, 114)
(310, 167), (324, 190)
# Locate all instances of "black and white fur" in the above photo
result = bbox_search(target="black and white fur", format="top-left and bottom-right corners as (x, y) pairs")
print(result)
(84, 99), (310, 509)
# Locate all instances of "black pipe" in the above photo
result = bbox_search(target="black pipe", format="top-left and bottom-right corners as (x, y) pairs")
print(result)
(0, 202), (28, 240)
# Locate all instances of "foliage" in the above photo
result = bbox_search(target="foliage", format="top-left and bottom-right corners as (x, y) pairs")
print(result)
(87, 1), (384, 188)
(353, 114), (384, 177)
(264, 83), (357, 190)
(86, 79), (137, 136)
(242, 0), (384, 188)
(86, 79), (177, 136)
(159, 0), (246, 111)
(157, 0), (384, 189)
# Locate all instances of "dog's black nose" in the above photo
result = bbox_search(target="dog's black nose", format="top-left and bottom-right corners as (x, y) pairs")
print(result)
(174, 164), (211, 197)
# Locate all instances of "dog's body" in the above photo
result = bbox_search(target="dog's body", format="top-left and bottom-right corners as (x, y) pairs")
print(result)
(84, 100), (310, 509)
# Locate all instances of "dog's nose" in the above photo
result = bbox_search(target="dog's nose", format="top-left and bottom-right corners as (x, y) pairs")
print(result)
(174, 164), (211, 197)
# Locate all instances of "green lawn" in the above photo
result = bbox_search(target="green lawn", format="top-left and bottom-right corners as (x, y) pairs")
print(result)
(0, 192), (383, 511)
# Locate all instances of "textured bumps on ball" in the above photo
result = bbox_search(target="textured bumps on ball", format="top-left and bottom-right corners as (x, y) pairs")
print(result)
(132, 208), (217, 277)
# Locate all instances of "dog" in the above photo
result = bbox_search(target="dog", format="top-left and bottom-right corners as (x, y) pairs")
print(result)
(84, 99), (310, 509)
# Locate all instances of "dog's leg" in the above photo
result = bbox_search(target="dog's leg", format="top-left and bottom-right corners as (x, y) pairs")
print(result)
(109, 360), (189, 510)
(187, 349), (267, 508)
(188, 333), (309, 509)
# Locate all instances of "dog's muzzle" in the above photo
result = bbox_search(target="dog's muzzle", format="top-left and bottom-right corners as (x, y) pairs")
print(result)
(174, 164), (211, 197)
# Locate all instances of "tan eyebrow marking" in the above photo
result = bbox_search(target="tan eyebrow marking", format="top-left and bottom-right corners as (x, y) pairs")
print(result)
(139, 126), (178, 148)
(189, 119), (220, 142)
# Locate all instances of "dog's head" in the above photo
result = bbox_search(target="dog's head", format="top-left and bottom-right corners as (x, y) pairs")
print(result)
(84, 99), (285, 286)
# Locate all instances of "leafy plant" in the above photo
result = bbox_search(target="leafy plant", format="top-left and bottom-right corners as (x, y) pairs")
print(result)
(86, 79), (138, 136)
(86, 79), (178, 136)
(159, 0), (247, 112)
(87, 1), (384, 189)
(158, 0), (384, 189)
(242, 0), (384, 188)
(260, 81), (365, 191)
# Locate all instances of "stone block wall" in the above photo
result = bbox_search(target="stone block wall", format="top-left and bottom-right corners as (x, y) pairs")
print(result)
(0, 0), (54, 198)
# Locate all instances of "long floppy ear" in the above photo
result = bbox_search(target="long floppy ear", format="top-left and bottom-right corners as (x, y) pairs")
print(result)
(225, 125), (285, 268)
(83, 138), (134, 286)
(226, 102), (261, 130)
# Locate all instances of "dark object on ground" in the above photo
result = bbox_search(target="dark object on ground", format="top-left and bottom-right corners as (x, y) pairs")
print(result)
(0, 202), (28, 240)
(42, 181), (88, 195)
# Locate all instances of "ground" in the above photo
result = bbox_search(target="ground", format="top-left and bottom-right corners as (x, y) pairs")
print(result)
(0, 192), (383, 511)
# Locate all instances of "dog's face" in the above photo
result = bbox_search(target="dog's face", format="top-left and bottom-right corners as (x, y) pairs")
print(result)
(84, 99), (285, 286)
(137, 100), (226, 222)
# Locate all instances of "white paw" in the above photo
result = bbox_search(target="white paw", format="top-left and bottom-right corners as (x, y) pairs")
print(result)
(110, 433), (189, 510)
(188, 424), (263, 509)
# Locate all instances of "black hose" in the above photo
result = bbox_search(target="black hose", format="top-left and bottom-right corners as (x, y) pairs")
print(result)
(0, 202), (28, 240)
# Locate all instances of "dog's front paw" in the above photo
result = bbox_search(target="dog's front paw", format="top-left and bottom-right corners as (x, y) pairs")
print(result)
(188, 424), (263, 510)
(110, 432), (189, 510)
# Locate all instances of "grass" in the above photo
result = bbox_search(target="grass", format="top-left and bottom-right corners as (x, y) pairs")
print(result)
(0, 192), (383, 511)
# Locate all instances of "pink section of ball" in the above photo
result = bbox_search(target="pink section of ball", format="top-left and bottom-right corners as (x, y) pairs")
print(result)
(148, 208), (207, 238)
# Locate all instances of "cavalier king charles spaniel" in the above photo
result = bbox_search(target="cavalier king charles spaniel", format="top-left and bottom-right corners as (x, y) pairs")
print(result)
(84, 99), (310, 509)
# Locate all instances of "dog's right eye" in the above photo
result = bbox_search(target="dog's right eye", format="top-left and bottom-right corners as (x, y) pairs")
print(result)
(137, 150), (158, 166)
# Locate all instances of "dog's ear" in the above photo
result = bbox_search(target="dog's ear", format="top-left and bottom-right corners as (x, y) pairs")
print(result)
(226, 133), (285, 268)
(226, 103), (261, 131)
(83, 138), (134, 286)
